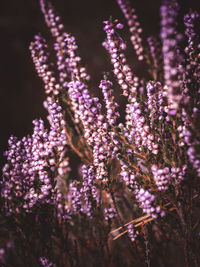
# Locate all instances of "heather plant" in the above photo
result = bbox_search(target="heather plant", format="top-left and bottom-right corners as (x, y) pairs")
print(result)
(1, 0), (200, 266)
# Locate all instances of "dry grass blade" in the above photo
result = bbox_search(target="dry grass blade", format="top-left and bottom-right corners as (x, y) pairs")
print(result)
(112, 217), (153, 240)
(111, 202), (174, 240)
(111, 214), (150, 234)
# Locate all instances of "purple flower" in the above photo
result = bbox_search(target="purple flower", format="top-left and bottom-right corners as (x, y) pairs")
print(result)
(40, 0), (90, 85)
(103, 19), (139, 97)
(160, 0), (184, 114)
(104, 207), (117, 221)
(127, 224), (137, 242)
(147, 37), (163, 79)
(136, 188), (165, 218)
(120, 161), (136, 189)
(99, 79), (120, 126)
(39, 256), (54, 267)
(80, 165), (99, 217)
(30, 35), (61, 95)
(146, 81), (164, 126)
(1, 98), (69, 214)
(125, 100), (159, 154)
(116, 0), (144, 61)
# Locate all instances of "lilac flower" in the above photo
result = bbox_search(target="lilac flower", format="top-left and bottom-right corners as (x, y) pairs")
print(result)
(151, 164), (170, 191)
(54, 32), (90, 85)
(43, 99), (70, 201)
(147, 36), (163, 79)
(40, 0), (90, 85)
(80, 165), (99, 217)
(2, 121), (52, 213)
(29, 35), (61, 95)
(39, 256), (54, 267)
(187, 145), (200, 177)
(146, 81), (165, 127)
(2, 1), (200, 262)
(171, 165), (187, 184)
(69, 181), (82, 213)
(104, 207), (117, 221)
(120, 161), (136, 190)
(64, 165), (99, 218)
(103, 19), (139, 97)
(1, 97), (69, 214)
(40, 0), (64, 37)
(68, 80), (102, 145)
(99, 79), (120, 126)
(152, 163), (188, 191)
(185, 12), (200, 40)
(68, 80), (118, 181)
(125, 100), (159, 154)
(116, 0), (144, 60)
(136, 188), (165, 218)
(160, 0), (183, 114)
(127, 224), (137, 242)
(43, 98), (68, 152)
(182, 12), (200, 108)
(179, 112), (200, 178)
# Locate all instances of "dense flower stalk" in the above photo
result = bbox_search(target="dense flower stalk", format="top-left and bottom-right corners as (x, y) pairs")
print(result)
(125, 100), (159, 154)
(30, 35), (60, 95)
(103, 19), (139, 97)
(99, 79), (120, 126)
(182, 12), (200, 108)
(68, 79), (119, 181)
(146, 81), (164, 128)
(40, 0), (90, 86)
(147, 36), (163, 80)
(116, 0), (144, 60)
(160, 0), (183, 114)
(80, 165), (99, 217)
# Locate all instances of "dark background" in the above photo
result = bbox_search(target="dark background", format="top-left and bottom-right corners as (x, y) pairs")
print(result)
(0, 0), (200, 168)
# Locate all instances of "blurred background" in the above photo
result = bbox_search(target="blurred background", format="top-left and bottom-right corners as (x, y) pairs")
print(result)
(1, 0), (200, 168)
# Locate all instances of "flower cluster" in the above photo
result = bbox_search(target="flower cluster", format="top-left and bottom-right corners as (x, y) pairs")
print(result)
(151, 164), (171, 191)
(151, 164), (187, 191)
(116, 0), (144, 61)
(40, 0), (90, 85)
(120, 161), (136, 190)
(68, 79), (119, 182)
(147, 36), (163, 80)
(184, 11), (200, 98)
(160, 0), (183, 114)
(1, 0), (200, 266)
(146, 81), (165, 126)
(80, 165), (99, 217)
(30, 35), (61, 95)
(103, 19), (139, 96)
(39, 257), (54, 267)
(1, 98), (69, 214)
(99, 79), (120, 126)
(136, 188), (165, 219)
(127, 224), (137, 242)
(125, 100), (159, 154)
(104, 207), (117, 221)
